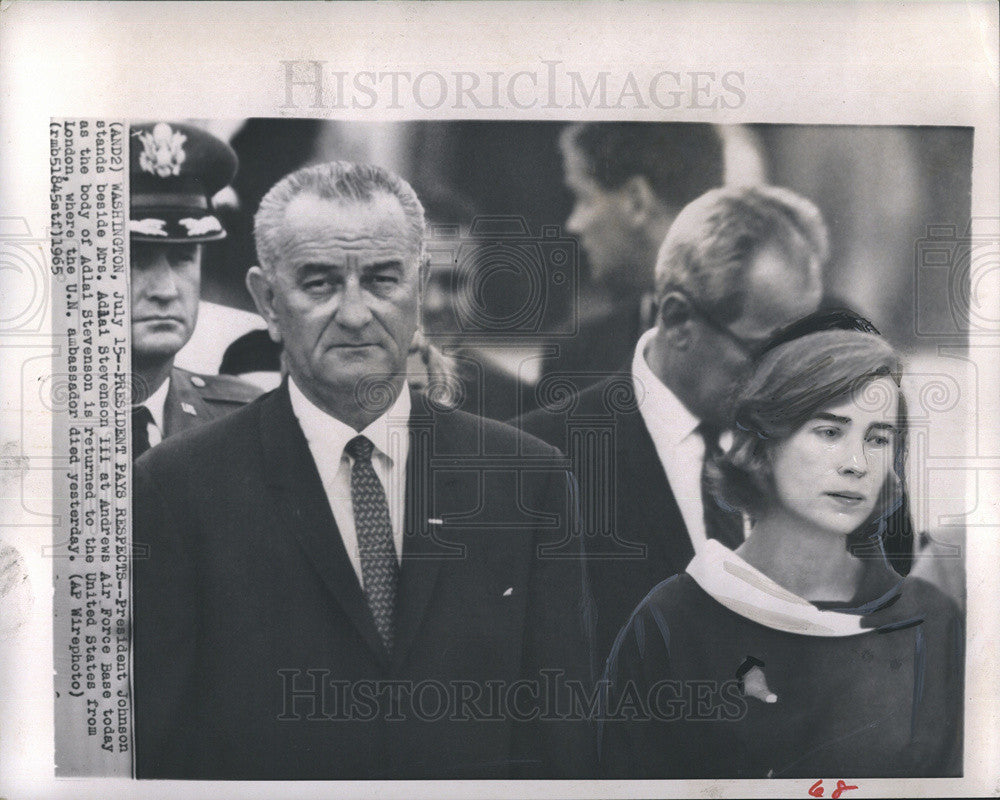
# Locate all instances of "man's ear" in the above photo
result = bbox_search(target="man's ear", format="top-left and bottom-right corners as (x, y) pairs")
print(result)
(418, 253), (431, 296)
(657, 291), (694, 349)
(245, 266), (283, 344)
(416, 253), (431, 331)
(621, 175), (659, 227)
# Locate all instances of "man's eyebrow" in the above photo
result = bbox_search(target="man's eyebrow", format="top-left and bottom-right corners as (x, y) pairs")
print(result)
(363, 259), (405, 272)
(296, 263), (339, 276)
(293, 260), (406, 279)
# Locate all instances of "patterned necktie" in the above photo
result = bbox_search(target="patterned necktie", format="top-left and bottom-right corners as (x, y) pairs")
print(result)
(698, 423), (744, 549)
(132, 405), (153, 459)
(346, 435), (399, 653)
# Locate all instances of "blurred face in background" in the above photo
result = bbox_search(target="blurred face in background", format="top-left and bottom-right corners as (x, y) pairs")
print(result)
(130, 242), (202, 365)
(561, 143), (647, 291)
(421, 254), (465, 339)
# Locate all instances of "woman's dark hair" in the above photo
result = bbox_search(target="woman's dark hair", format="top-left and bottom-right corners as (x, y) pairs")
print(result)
(711, 328), (907, 527)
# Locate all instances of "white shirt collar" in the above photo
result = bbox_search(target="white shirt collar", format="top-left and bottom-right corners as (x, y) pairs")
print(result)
(631, 327), (743, 552)
(143, 376), (171, 434)
(632, 327), (701, 450)
(288, 375), (412, 465)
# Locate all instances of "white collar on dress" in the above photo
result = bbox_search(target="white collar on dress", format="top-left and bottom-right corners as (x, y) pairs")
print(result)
(686, 539), (876, 637)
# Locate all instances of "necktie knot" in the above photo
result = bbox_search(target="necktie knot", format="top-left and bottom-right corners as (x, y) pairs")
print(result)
(698, 422), (724, 455)
(346, 435), (374, 463)
(132, 405), (154, 459)
(697, 421), (743, 549)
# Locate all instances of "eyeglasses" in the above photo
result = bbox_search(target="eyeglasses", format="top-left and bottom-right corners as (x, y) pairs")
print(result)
(681, 293), (769, 359)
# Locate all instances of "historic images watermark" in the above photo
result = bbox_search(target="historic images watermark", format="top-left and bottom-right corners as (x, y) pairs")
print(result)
(277, 670), (750, 724)
(279, 60), (746, 111)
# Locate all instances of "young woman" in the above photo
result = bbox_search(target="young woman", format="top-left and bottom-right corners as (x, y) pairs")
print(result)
(599, 328), (963, 779)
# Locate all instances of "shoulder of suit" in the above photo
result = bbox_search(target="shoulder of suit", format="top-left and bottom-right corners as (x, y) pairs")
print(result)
(413, 394), (561, 459)
(479, 411), (560, 457)
(173, 368), (265, 405)
(513, 373), (634, 432)
(136, 384), (266, 474)
(898, 573), (963, 624)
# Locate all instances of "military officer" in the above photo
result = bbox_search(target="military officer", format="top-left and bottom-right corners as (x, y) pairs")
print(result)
(128, 121), (262, 458)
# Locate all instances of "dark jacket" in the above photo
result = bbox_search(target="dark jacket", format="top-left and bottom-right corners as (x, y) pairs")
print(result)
(132, 383), (595, 779)
(600, 570), (963, 778)
(515, 373), (695, 670)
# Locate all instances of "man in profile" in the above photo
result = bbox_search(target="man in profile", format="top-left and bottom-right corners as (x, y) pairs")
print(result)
(518, 185), (828, 662)
(545, 122), (725, 384)
(132, 161), (593, 780)
(128, 121), (261, 458)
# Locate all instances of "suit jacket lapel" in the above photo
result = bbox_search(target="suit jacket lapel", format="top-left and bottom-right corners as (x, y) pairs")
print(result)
(391, 393), (462, 670)
(615, 405), (694, 573)
(259, 382), (390, 666)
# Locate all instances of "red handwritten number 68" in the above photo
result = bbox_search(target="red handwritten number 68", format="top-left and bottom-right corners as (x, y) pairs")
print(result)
(809, 779), (859, 798)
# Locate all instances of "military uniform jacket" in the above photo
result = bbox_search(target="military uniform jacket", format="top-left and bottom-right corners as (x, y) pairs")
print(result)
(161, 366), (263, 437)
(132, 382), (596, 779)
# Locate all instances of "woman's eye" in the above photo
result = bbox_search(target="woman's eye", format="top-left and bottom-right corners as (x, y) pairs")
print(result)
(815, 426), (841, 439)
(867, 433), (890, 447)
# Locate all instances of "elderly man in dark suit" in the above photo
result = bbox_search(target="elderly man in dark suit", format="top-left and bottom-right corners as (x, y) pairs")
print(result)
(128, 122), (261, 458)
(516, 185), (828, 664)
(131, 161), (593, 780)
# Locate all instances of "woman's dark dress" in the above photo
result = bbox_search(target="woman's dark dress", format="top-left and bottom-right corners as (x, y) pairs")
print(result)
(599, 553), (964, 779)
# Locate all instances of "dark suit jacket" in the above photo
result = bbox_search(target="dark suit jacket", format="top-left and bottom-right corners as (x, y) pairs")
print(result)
(162, 366), (262, 437)
(515, 373), (694, 671)
(133, 383), (594, 780)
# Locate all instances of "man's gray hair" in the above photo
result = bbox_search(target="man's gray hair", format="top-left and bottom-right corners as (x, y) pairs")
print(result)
(654, 185), (829, 324)
(254, 161), (426, 272)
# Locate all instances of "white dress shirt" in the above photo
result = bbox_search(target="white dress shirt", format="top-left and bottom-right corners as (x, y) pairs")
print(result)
(631, 327), (739, 554)
(289, 376), (411, 583)
(137, 377), (170, 449)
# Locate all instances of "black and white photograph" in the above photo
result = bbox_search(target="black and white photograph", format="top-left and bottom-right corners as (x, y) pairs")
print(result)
(1, 2), (997, 798)
(123, 117), (971, 781)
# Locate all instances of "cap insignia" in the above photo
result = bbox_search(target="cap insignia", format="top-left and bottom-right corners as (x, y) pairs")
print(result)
(136, 122), (187, 178)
